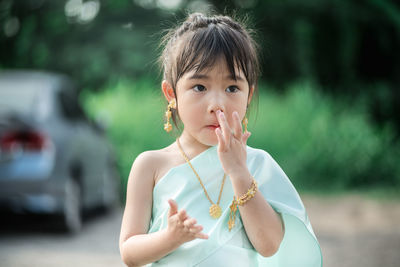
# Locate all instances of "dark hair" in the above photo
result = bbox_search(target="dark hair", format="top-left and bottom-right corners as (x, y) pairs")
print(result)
(158, 12), (260, 131)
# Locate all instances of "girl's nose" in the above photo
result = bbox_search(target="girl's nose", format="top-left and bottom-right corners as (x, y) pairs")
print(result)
(207, 101), (225, 115)
(207, 89), (226, 114)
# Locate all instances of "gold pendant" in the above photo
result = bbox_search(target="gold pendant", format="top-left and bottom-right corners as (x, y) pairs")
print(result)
(209, 204), (222, 219)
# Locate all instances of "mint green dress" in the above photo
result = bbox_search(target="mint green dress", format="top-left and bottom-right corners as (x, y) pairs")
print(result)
(147, 145), (322, 266)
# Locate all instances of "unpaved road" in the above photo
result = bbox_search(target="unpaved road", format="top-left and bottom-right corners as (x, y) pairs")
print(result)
(0, 193), (399, 267)
(0, 209), (125, 267)
(303, 194), (400, 267)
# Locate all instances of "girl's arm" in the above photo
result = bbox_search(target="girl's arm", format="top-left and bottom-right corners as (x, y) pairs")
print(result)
(119, 151), (172, 266)
(119, 152), (207, 267)
(230, 169), (284, 258)
(120, 229), (181, 267)
(214, 110), (284, 257)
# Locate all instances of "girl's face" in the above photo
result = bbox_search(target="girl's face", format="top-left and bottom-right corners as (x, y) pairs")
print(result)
(171, 58), (253, 147)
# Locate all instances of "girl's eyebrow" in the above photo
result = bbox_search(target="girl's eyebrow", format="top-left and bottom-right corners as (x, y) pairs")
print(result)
(188, 73), (245, 82)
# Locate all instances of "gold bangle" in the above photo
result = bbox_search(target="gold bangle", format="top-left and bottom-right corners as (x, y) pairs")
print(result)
(237, 179), (258, 206)
(228, 178), (258, 231)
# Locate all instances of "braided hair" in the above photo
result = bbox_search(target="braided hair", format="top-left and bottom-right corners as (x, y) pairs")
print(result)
(158, 12), (260, 130)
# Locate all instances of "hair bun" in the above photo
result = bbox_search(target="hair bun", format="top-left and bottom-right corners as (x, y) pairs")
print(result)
(186, 13), (235, 29)
(187, 12), (206, 22)
(186, 12), (208, 28)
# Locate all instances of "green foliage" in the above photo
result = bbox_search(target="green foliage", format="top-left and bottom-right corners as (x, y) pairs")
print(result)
(249, 81), (400, 192)
(82, 79), (400, 193)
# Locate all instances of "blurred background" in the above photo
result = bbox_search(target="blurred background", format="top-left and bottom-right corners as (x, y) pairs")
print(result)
(0, 0), (399, 266)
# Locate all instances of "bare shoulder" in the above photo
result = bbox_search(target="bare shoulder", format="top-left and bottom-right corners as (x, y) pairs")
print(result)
(132, 150), (162, 172)
(129, 144), (182, 188)
(128, 150), (160, 186)
(148, 143), (186, 186)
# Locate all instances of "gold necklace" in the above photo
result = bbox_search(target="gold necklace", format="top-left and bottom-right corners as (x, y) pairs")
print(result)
(176, 138), (226, 219)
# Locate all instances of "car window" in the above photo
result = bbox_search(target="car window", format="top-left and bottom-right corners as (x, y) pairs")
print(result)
(58, 89), (86, 121)
(0, 80), (41, 115)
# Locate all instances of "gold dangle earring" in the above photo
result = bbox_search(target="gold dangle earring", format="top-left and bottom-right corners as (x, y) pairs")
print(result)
(242, 105), (249, 133)
(242, 116), (248, 133)
(164, 99), (176, 132)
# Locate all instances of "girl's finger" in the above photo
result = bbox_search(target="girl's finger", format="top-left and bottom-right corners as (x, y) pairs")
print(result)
(195, 232), (209, 239)
(167, 199), (178, 217)
(190, 225), (203, 233)
(178, 209), (188, 221)
(183, 218), (196, 228)
(242, 131), (251, 144)
(232, 111), (242, 140)
(217, 111), (231, 146)
(215, 127), (225, 151)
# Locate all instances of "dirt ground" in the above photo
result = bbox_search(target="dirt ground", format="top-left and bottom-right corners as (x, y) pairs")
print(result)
(0, 193), (399, 267)
(302, 193), (400, 267)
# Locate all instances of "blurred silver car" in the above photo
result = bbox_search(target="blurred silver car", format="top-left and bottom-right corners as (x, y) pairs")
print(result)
(0, 70), (120, 233)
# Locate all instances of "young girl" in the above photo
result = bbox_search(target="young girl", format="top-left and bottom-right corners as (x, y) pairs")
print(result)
(119, 12), (322, 267)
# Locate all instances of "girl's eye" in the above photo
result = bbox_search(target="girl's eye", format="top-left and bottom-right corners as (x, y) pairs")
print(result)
(226, 86), (239, 93)
(193, 85), (206, 92)
(192, 85), (239, 93)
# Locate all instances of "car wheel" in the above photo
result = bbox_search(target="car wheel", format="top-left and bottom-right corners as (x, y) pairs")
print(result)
(61, 178), (82, 233)
(101, 171), (120, 212)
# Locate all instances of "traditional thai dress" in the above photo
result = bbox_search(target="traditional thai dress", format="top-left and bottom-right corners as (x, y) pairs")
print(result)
(147, 145), (322, 266)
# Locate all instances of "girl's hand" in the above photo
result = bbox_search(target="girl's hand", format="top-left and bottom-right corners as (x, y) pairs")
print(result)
(166, 199), (208, 245)
(215, 110), (251, 176)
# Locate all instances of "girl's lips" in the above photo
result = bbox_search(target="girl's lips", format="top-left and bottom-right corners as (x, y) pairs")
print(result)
(206, 125), (220, 130)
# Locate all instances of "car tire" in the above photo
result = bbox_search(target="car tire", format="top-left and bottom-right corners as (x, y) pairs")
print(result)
(61, 178), (82, 234)
(100, 173), (120, 212)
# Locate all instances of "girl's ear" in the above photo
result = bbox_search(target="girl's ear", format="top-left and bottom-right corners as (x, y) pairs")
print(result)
(248, 86), (254, 105)
(162, 80), (176, 102)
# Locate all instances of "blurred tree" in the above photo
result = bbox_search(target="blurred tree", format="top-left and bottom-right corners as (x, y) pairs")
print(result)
(0, 0), (399, 137)
(0, 0), (171, 90)
(208, 0), (400, 138)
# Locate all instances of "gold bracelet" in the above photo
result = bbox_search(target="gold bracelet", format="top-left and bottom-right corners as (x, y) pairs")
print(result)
(237, 179), (258, 206)
(228, 178), (258, 231)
